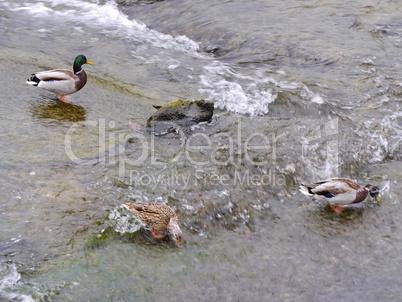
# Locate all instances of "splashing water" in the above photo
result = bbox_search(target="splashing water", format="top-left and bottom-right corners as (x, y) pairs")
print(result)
(107, 205), (143, 234)
(0, 263), (35, 302)
(4, 0), (325, 116)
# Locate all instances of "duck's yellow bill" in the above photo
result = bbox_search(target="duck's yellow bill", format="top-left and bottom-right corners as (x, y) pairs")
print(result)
(86, 60), (93, 65)
(176, 239), (183, 248)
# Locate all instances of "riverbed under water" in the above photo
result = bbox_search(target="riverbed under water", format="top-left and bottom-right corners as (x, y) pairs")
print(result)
(0, 0), (402, 301)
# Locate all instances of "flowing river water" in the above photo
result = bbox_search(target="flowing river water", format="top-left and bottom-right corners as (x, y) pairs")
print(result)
(0, 0), (401, 301)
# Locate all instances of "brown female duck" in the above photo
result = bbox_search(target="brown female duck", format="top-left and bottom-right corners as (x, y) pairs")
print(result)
(123, 202), (182, 247)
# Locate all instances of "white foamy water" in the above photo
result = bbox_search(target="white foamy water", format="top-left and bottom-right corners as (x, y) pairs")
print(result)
(1, 0), (402, 300)
(108, 205), (143, 234)
(0, 263), (35, 302)
(3, 0), (324, 116)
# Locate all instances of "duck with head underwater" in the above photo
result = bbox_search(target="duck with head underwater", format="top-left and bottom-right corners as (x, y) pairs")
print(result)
(122, 202), (183, 247)
(26, 55), (92, 102)
(300, 178), (380, 213)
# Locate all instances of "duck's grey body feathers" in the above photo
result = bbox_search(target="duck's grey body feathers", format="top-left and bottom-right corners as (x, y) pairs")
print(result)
(300, 178), (378, 205)
(27, 69), (87, 95)
(26, 55), (91, 101)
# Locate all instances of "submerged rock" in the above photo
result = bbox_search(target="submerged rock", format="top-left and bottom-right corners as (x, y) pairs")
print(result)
(147, 98), (214, 127)
(77, 99), (214, 165)
(144, 99), (214, 135)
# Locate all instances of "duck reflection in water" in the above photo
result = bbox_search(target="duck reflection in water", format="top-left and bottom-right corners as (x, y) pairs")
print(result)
(30, 99), (86, 123)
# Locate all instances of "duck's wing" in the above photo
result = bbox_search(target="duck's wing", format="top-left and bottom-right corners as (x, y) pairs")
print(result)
(324, 178), (360, 190)
(309, 180), (353, 195)
(32, 70), (79, 95)
(33, 69), (74, 81)
(309, 180), (360, 204)
(124, 203), (170, 230)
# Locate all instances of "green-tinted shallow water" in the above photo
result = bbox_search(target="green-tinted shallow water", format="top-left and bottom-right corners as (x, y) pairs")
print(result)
(1, 0), (402, 301)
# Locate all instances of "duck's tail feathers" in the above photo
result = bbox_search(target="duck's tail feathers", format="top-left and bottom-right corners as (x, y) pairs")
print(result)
(299, 184), (314, 196)
(26, 75), (40, 86)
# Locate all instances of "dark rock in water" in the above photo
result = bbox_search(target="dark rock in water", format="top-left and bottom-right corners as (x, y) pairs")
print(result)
(81, 99), (214, 164)
(146, 99), (214, 135)
(147, 98), (214, 127)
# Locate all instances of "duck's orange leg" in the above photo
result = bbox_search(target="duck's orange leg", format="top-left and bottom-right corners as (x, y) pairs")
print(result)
(330, 204), (347, 214)
(150, 229), (165, 239)
(58, 94), (71, 103)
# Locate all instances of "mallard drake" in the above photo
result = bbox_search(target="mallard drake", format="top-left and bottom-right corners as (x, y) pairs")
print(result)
(300, 178), (379, 213)
(122, 202), (182, 247)
(26, 55), (92, 102)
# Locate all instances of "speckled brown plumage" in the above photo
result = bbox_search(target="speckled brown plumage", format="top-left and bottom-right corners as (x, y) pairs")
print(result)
(122, 202), (182, 246)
